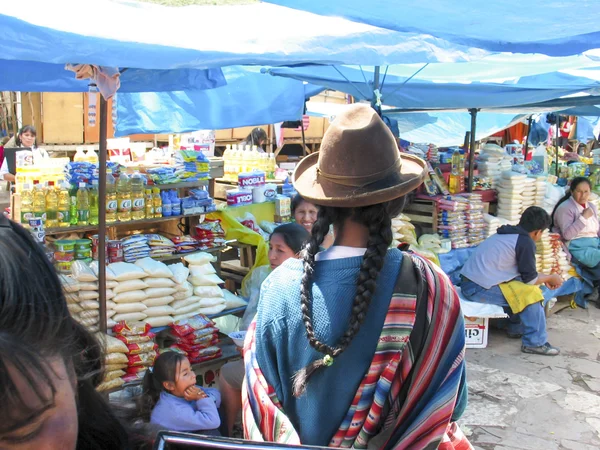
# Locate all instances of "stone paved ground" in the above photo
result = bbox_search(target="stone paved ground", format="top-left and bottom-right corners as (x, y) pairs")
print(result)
(462, 304), (600, 450)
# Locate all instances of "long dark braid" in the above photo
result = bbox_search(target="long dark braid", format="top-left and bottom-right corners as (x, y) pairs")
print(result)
(292, 199), (404, 397)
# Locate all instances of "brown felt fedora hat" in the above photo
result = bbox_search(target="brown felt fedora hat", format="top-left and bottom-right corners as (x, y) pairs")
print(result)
(293, 104), (426, 207)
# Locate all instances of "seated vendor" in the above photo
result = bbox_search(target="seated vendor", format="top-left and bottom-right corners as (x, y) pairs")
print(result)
(461, 206), (564, 356)
(552, 177), (600, 306)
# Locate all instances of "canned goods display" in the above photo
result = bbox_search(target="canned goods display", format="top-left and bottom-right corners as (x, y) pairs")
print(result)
(91, 234), (109, 262)
(108, 240), (124, 263)
(28, 217), (45, 244)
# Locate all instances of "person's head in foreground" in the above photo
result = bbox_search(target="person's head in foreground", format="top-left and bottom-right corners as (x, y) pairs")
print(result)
(291, 103), (426, 395)
(520, 205), (552, 242)
(0, 216), (129, 450)
(268, 223), (310, 270)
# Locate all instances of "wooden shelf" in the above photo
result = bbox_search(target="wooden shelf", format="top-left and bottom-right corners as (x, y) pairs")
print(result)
(153, 246), (226, 263)
(45, 213), (206, 236)
(151, 180), (209, 190)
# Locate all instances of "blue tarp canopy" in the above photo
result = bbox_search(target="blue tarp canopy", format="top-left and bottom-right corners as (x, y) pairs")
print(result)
(267, 64), (600, 110)
(264, 0), (600, 56)
(115, 67), (323, 136)
(0, 60), (226, 93)
(0, 0), (489, 74)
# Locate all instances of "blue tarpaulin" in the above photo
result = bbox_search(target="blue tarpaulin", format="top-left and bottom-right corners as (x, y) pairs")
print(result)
(264, 0), (600, 56)
(268, 65), (600, 110)
(0, 0), (489, 74)
(115, 67), (321, 136)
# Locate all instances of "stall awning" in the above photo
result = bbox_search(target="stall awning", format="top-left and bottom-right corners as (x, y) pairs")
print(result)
(263, 0), (600, 56)
(115, 67), (323, 136)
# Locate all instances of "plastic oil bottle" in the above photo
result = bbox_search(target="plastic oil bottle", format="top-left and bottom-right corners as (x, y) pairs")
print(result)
(117, 173), (132, 222)
(89, 180), (99, 226)
(45, 181), (59, 228)
(130, 172), (146, 220)
(74, 146), (87, 162)
(69, 183), (79, 225)
(76, 182), (90, 225)
(230, 144), (239, 180)
(223, 144), (231, 180)
(86, 146), (99, 165)
(20, 183), (33, 227)
(448, 149), (462, 194)
(58, 181), (71, 227)
(145, 189), (154, 218)
(241, 145), (251, 173)
(32, 180), (47, 224)
(106, 171), (118, 223)
(267, 153), (277, 180)
(152, 187), (162, 218)
(250, 145), (259, 171)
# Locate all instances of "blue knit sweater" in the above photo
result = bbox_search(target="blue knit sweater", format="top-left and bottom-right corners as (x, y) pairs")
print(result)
(255, 249), (403, 446)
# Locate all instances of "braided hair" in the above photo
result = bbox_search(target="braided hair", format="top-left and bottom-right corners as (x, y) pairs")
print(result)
(292, 197), (405, 397)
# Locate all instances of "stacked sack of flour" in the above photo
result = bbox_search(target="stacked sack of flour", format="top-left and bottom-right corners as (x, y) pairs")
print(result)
(135, 258), (178, 328)
(96, 333), (129, 392)
(65, 261), (102, 332)
(477, 144), (513, 188)
(109, 262), (150, 325)
(113, 321), (158, 382)
(519, 178), (537, 214)
(183, 252), (227, 318)
(495, 171), (528, 223)
(533, 177), (548, 207)
(535, 231), (573, 281)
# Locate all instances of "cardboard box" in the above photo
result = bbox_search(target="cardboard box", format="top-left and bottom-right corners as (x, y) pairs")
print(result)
(464, 316), (489, 349)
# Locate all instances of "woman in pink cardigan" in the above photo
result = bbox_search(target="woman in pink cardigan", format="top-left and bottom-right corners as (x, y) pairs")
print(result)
(552, 177), (600, 306)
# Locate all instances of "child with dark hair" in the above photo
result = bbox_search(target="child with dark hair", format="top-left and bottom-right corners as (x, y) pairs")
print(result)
(0, 215), (135, 449)
(142, 352), (221, 434)
(461, 206), (564, 355)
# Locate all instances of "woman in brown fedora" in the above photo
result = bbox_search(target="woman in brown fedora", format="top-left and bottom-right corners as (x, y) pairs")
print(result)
(242, 104), (471, 449)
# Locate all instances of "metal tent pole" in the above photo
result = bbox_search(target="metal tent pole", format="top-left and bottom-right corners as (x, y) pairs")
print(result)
(555, 116), (561, 176)
(98, 96), (108, 333)
(371, 66), (381, 115)
(468, 108), (478, 193)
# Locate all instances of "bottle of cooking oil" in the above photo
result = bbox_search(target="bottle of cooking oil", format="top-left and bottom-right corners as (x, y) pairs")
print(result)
(152, 187), (162, 218)
(267, 153), (277, 180)
(448, 149), (462, 194)
(58, 181), (71, 227)
(106, 171), (118, 223)
(76, 182), (90, 225)
(69, 183), (78, 225)
(74, 146), (87, 162)
(45, 180), (59, 228)
(117, 173), (132, 222)
(20, 183), (33, 227)
(130, 172), (145, 220)
(86, 146), (99, 165)
(32, 180), (47, 224)
(89, 180), (99, 226)
(223, 144), (232, 180)
(145, 188), (154, 218)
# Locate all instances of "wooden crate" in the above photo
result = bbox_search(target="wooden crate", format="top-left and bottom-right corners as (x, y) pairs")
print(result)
(42, 93), (84, 144)
(21, 92), (44, 142)
(403, 197), (438, 236)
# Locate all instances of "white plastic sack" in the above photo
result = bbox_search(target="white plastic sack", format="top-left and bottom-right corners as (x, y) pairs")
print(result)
(78, 282), (99, 291)
(79, 309), (100, 320)
(114, 279), (149, 294)
(109, 262), (147, 281)
(90, 261), (117, 281)
(113, 302), (147, 314)
(145, 287), (176, 299)
(174, 302), (202, 316)
(80, 300), (100, 310)
(145, 305), (175, 317)
(189, 263), (216, 276)
(71, 261), (97, 282)
(171, 296), (202, 310)
(145, 278), (175, 289)
(188, 273), (224, 287)
(79, 291), (99, 301)
(223, 290), (248, 309)
(113, 290), (146, 304)
(112, 312), (147, 322)
(197, 303), (226, 316)
(172, 310), (200, 322)
(60, 275), (80, 293)
(193, 285), (223, 298)
(67, 303), (83, 314)
(169, 263), (189, 285)
(184, 252), (216, 266)
(145, 315), (173, 328)
(106, 289), (115, 301)
(198, 297), (226, 308)
(143, 296), (175, 307)
(135, 257), (173, 278)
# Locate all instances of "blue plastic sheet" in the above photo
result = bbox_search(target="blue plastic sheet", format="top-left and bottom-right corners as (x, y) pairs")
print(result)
(265, 0), (600, 56)
(116, 67), (316, 136)
(0, 1), (489, 73)
(268, 66), (600, 110)
(0, 60), (226, 93)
